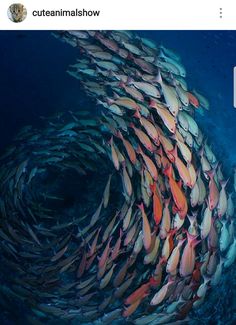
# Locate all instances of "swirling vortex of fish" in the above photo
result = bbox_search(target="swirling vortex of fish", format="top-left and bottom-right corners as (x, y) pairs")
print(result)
(0, 30), (236, 325)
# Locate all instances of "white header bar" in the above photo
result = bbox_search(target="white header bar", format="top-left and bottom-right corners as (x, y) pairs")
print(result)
(0, 0), (235, 30)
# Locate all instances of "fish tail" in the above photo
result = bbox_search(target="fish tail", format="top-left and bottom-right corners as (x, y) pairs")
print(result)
(136, 145), (143, 155)
(149, 182), (156, 194)
(129, 122), (135, 129)
(118, 81), (126, 88)
(163, 164), (173, 178)
(108, 136), (114, 145)
(149, 99), (157, 108)
(126, 76), (133, 85)
(133, 109), (141, 119)
(220, 178), (229, 189)
(205, 169), (215, 179)
(116, 130), (123, 140)
(137, 202), (144, 212)
(168, 145), (178, 161)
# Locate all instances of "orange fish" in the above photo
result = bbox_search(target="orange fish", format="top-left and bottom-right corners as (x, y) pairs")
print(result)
(124, 282), (150, 305)
(169, 145), (191, 187)
(150, 182), (163, 225)
(116, 131), (136, 164)
(123, 297), (143, 317)
(130, 123), (154, 152)
(163, 164), (188, 219)
(98, 236), (112, 270)
(137, 146), (158, 181)
(187, 92), (199, 108)
(206, 169), (220, 210)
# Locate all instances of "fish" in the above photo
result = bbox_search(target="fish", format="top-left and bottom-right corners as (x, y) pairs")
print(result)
(219, 220), (230, 252)
(122, 163), (133, 197)
(109, 136), (120, 170)
(103, 174), (112, 208)
(150, 182), (163, 225)
(160, 198), (171, 239)
(156, 71), (180, 116)
(149, 100), (176, 133)
(167, 238), (185, 274)
(137, 146), (158, 181)
(217, 179), (228, 218)
(163, 164), (188, 219)
(200, 204), (212, 239)
(169, 145), (191, 187)
(206, 169), (220, 210)
(130, 123), (154, 152)
(116, 131), (137, 164)
(99, 264), (116, 289)
(180, 232), (200, 277)
(137, 203), (152, 251)
(150, 277), (175, 305)
(144, 235), (160, 264)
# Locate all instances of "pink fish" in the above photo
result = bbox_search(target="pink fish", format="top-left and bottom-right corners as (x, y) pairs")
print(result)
(130, 123), (154, 152)
(111, 229), (123, 260)
(137, 146), (158, 181)
(180, 231), (201, 277)
(98, 236), (112, 270)
(150, 277), (175, 305)
(206, 169), (220, 210)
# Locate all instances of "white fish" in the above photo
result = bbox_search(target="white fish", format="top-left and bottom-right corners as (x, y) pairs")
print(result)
(224, 238), (236, 268)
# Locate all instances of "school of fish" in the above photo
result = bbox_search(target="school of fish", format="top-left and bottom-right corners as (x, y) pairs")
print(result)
(0, 30), (236, 324)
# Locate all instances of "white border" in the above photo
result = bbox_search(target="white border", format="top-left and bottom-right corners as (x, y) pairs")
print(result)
(0, 0), (235, 30)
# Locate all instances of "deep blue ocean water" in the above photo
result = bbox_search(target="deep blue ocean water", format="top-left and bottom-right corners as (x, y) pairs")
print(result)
(0, 30), (236, 324)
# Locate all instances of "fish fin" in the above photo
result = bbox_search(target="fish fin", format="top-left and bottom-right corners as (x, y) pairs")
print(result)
(127, 52), (134, 61)
(172, 204), (179, 214)
(157, 146), (163, 157)
(116, 130), (124, 140)
(118, 81), (126, 88)
(149, 99), (157, 108)
(136, 145), (143, 155)
(108, 136), (114, 145)
(167, 228), (177, 237)
(164, 197), (171, 207)
(168, 145), (178, 161)
(108, 69), (115, 78)
(220, 178), (229, 189)
(153, 69), (163, 84)
(127, 76), (133, 85)
(121, 160), (126, 168)
(129, 122), (135, 129)
(187, 213), (197, 223)
(107, 97), (114, 105)
(163, 164), (173, 178)
(137, 202), (144, 212)
(177, 179), (183, 189)
(133, 110), (141, 119)
(113, 92), (120, 99)
(205, 169), (215, 179)
(149, 182), (156, 194)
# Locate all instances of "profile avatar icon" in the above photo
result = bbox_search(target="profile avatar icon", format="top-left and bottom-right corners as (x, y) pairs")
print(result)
(7, 3), (27, 23)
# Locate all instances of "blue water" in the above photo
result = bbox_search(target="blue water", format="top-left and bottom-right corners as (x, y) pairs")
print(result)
(0, 30), (236, 324)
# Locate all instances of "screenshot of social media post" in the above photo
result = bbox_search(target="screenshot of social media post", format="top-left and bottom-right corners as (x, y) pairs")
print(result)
(0, 1), (236, 324)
